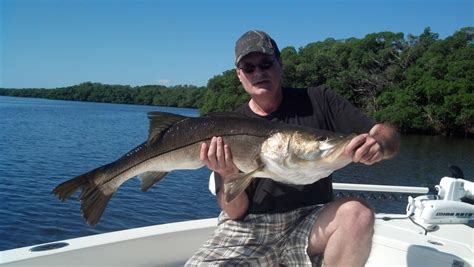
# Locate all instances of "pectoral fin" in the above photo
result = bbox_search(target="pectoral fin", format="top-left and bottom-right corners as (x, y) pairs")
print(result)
(224, 165), (264, 203)
(139, 171), (168, 192)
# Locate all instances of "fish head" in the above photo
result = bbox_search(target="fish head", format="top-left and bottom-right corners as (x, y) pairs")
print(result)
(316, 133), (355, 164)
(288, 131), (353, 163)
(261, 130), (353, 166)
(259, 130), (355, 184)
(288, 131), (354, 182)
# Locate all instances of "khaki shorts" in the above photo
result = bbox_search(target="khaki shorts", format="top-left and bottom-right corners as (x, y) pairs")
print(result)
(186, 204), (325, 266)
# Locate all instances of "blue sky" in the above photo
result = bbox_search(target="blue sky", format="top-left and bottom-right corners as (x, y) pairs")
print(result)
(1, 0), (472, 88)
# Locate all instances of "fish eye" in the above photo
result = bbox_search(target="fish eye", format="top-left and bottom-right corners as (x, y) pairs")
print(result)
(316, 136), (328, 142)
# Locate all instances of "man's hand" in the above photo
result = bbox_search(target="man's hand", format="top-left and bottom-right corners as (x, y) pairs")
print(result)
(200, 136), (248, 220)
(344, 123), (400, 165)
(200, 136), (239, 182)
(344, 134), (384, 165)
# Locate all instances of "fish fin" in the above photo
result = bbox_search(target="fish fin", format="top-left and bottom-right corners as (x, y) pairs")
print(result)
(147, 112), (188, 144)
(80, 187), (113, 226)
(52, 169), (114, 226)
(52, 173), (89, 201)
(139, 171), (168, 192)
(223, 165), (264, 203)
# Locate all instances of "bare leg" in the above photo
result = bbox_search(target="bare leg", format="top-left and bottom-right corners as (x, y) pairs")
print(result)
(307, 198), (375, 267)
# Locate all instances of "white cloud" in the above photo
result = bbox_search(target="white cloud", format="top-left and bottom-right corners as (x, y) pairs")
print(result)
(157, 79), (172, 86)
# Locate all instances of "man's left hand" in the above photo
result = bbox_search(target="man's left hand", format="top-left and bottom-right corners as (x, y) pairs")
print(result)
(344, 133), (384, 165)
(344, 123), (400, 165)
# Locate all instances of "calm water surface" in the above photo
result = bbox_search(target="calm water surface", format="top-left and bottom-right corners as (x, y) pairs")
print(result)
(1, 96), (473, 251)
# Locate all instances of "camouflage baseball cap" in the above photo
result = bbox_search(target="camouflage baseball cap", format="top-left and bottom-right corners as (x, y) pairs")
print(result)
(235, 30), (280, 65)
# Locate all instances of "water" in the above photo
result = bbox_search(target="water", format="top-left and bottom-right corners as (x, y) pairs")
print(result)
(0, 96), (473, 251)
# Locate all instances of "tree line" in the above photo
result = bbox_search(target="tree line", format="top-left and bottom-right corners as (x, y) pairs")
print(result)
(1, 27), (472, 136)
(0, 83), (205, 108)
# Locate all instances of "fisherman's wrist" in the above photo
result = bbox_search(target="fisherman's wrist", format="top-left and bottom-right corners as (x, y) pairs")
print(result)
(214, 170), (240, 194)
(213, 172), (223, 194)
(216, 169), (237, 183)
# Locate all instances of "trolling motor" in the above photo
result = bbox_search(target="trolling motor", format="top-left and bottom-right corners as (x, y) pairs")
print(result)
(334, 165), (474, 227)
(406, 166), (474, 226)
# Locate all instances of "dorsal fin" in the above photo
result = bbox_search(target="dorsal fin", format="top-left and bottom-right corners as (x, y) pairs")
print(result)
(146, 112), (188, 144)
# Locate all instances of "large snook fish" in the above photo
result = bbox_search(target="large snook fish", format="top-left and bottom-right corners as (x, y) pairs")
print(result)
(53, 112), (354, 225)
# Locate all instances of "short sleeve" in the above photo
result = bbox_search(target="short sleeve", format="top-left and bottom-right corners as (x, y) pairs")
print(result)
(208, 172), (221, 196)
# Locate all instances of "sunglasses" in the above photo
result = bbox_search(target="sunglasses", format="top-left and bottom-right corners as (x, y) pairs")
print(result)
(238, 59), (275, 74)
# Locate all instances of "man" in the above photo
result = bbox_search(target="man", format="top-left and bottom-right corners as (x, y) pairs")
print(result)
(186, 30), (400, 266)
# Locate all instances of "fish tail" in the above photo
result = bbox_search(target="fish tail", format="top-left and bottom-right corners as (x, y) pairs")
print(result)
(52, 169), (113, 226)
(80, 185), (113, 226)
(52, 173), (90, 201)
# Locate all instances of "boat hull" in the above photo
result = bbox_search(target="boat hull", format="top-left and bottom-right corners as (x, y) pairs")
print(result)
(1, 216), (472, 267)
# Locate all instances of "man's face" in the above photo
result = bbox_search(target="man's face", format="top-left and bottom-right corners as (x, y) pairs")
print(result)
(236, 52), (283, 98)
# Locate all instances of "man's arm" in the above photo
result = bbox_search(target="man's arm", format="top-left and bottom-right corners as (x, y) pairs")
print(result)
(345, 123), (400, 165)
(215, 173), (249, 220)
(200, 137), (249, 220)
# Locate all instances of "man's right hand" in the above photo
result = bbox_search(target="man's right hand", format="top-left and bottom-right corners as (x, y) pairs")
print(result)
(200, 136), (239, 182)
(200, 137), (249, 220)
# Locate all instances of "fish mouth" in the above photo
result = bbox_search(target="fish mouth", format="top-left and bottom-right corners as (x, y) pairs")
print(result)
(320, 135), (354, 161)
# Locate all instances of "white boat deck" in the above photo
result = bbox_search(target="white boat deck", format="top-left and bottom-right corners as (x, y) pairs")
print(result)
(1, 216), (472, 267)
(0, 218), (217, 267)
(369, 216), (473, 267)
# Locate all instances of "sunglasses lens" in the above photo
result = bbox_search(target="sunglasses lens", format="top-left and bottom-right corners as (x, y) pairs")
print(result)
(239, 59), (274, 74)
(260, 60), (274, 70)
(242, 64), (256, 74)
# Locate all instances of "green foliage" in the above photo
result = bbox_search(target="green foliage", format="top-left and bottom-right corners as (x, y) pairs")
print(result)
(375, 27), (474, 136)
(199, 70), (249, 114)
(277, 32), (410, 114)
(374, 87), (425, 131)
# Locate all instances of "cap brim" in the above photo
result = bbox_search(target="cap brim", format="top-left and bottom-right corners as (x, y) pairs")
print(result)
(235, 47), (275, 65)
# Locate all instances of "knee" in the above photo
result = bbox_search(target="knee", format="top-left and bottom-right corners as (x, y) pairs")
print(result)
(338, 198), (374, 236)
